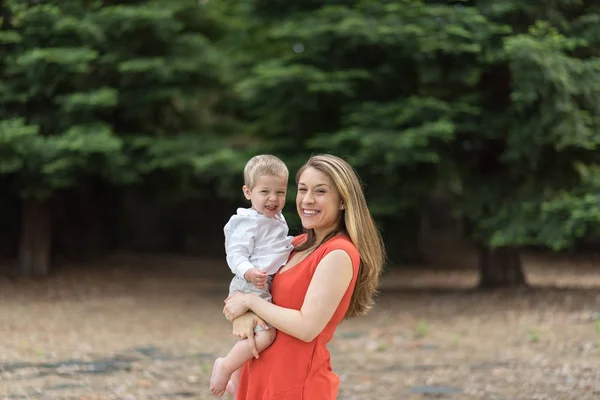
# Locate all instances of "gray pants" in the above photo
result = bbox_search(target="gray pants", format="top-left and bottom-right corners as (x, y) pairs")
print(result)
(229, 275), (273, 332)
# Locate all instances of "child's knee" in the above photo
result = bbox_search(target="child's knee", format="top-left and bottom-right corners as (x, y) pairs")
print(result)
(260, 327), (276, 346)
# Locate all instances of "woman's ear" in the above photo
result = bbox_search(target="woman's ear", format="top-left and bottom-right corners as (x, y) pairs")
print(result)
(339, 203), (345, 210)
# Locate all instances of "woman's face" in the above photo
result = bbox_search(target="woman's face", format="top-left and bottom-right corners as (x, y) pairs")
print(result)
(296, 167), (343, 235)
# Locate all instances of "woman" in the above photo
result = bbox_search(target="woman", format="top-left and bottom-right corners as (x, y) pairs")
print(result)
(223, 154), (385, 399)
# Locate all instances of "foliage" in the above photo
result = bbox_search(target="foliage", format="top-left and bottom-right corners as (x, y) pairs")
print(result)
(462, 3), (600, 250)
(211, 0), (600, 252)
(1, 0), (599, 268)
(0, 0), (230, 200)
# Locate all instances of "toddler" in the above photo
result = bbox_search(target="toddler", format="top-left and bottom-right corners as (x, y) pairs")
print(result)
(209, 154), (293, 396)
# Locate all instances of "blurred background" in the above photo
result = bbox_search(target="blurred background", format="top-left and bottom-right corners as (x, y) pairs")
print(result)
(1, 1), (599, 399)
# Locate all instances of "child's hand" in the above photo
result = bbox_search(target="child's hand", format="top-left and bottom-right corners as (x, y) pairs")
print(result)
(244, 268), (268, 289)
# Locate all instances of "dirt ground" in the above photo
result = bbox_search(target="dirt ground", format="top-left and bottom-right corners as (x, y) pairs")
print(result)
(1, 253), (599, 399)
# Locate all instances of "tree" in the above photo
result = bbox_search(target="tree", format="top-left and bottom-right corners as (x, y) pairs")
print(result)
(214, 0), (600, 287)
(0, 0), (228, 275)
(460, 2), (600, 287)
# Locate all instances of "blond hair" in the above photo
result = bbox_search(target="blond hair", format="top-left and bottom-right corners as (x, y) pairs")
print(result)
(243, 154), (289, 189)
(295, 154), (385, 318)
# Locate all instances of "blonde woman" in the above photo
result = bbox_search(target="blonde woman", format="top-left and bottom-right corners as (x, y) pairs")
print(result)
(222, 154), (385, 399)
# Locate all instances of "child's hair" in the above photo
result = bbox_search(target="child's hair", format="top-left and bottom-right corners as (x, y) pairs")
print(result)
(244, 154), (289, 189)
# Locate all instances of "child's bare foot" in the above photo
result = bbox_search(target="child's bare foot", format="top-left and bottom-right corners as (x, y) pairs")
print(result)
(226, 380), (238, 397)
(210, 358), (230, 396)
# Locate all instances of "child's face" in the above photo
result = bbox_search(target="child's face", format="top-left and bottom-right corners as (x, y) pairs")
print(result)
(243, 175), (288, 218)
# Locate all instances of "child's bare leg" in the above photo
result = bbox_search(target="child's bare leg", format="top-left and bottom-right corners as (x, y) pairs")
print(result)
(210, 329), (276, 396)
(225, 324), (266, 396)
(225, 369), (241, 396)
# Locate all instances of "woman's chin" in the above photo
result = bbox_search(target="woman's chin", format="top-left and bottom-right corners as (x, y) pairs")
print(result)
(301, 222), (318, 230)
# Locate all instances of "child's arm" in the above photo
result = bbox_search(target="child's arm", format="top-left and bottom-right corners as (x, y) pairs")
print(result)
(224, 217), (268, 289)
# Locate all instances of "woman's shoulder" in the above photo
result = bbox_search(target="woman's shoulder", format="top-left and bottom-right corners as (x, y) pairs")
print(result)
(315, 235), (360, 270)
(321, 235), (359, 255)
(292, 233), (358, 252)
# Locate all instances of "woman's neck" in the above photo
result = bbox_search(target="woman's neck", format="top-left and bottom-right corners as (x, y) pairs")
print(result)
(313, 227), (339, 244)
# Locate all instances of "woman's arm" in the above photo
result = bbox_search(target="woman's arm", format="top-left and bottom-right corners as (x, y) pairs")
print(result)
(224, 249), (353, 343)
(231, 312), (269, 358)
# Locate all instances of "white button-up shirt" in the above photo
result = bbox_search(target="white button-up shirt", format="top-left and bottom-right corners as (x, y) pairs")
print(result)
(224, 208), (294, 278)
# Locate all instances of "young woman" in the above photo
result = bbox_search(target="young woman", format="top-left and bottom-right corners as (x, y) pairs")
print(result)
(222, 154), (385, 399)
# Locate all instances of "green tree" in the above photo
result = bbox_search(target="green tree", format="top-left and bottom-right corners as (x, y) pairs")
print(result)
(466, 2), (600, 287)
(0, 0), (228, 275)
(213, 0), (600, 287)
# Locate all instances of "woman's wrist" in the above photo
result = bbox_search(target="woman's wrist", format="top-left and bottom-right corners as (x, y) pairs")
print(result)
(245, 293), (255, 310)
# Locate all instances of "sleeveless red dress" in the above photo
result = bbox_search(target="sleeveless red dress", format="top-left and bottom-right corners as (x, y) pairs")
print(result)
(236, 234), (361, 400)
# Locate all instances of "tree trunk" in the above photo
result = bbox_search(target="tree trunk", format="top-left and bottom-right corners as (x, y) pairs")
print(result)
(16, 198), (52, 276)
(54, 188), (109, 262)
(478, 245), (527, 288)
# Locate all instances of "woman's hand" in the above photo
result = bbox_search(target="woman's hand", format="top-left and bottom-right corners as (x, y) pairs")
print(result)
(232, 312), (269, 359)
(223, 292), (251, 321)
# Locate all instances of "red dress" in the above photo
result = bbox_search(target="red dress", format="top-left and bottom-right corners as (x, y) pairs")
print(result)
(236, 234), (361, 400)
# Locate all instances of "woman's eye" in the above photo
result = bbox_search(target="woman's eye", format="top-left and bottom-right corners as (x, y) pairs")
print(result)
(298, 188), (307, 192)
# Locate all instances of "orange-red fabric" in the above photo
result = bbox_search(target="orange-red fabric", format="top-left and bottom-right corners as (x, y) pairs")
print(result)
(236, 234), (361, 400)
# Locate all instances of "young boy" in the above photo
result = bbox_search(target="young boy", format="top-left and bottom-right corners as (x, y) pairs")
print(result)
(210, 154), (293, 396)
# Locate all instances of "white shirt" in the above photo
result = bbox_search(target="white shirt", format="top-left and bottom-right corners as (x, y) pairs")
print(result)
(224, 208), (294, 278)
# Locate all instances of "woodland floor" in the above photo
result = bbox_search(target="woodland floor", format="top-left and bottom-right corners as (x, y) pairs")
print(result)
(1, 252), (599, 399)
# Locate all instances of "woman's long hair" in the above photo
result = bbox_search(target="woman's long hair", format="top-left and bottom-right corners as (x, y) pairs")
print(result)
(295, 154), (385, 318)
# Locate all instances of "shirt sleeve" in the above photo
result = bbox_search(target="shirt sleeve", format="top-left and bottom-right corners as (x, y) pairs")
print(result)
(224, 215), (259, 280)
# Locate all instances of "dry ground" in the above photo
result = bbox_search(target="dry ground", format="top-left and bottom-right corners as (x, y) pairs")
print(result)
(1, 252), (599, 399)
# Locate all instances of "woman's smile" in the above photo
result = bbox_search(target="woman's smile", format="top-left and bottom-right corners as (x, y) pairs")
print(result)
(301, 209), (319, 216)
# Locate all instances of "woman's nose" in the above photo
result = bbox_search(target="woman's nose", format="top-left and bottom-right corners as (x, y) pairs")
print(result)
(302, 192), (315, 204)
